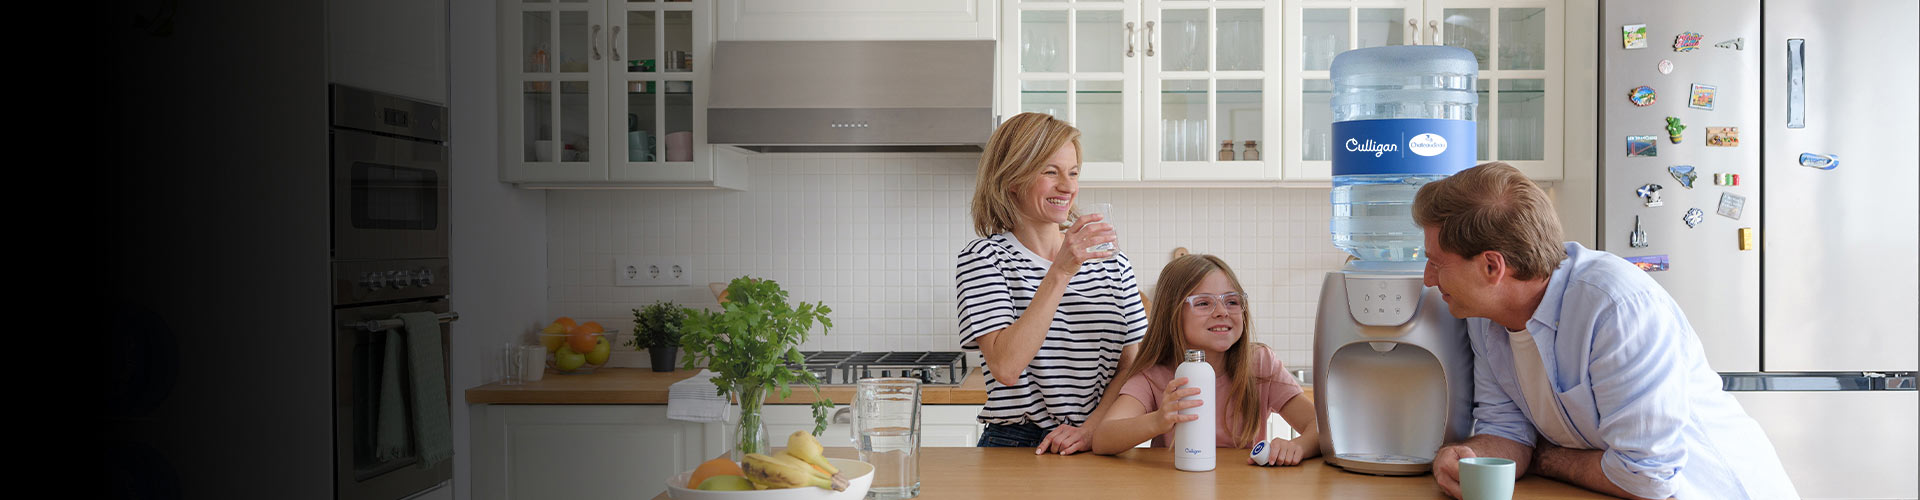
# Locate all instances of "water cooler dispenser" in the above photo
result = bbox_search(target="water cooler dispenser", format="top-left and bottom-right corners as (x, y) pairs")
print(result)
(1310, 45), (1477, 476)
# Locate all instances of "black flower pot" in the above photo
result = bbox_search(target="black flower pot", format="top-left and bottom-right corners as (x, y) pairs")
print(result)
(648, 347), (678, 372)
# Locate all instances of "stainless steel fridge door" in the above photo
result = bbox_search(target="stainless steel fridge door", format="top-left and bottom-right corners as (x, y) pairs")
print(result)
(1761, 0), (1920, 372)
(1598, 0), (1761, 371)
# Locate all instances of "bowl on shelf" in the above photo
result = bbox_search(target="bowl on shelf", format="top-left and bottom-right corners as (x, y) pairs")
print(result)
(665, 458), (874, 500)
(537, 328), (619, 374)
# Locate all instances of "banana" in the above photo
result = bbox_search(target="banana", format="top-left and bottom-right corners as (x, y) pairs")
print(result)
(784, 430), (843, 476)
(741, 453), (844, 491)
(768, 452), (849, 490)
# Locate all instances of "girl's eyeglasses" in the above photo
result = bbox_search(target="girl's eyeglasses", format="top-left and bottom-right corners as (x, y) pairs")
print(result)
(1183, 292), (1247, 314)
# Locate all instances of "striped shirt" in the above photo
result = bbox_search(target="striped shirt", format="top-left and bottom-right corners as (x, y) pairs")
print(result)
(955, 232), (1148, 429)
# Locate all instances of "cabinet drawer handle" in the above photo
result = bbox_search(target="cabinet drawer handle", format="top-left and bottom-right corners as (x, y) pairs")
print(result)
(1145, 21), (1155, 57)
(831, 407), (852, 424)
(1126, 21), (1136, 58)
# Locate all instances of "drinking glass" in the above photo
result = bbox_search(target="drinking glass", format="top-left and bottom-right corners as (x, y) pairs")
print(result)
(1082, 202), (1116, 253)
(852, 378), (921, 500)
(499, 342), (523, 385)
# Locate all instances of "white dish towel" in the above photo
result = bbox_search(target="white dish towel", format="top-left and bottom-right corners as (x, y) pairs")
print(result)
(667, 370), (730, 423)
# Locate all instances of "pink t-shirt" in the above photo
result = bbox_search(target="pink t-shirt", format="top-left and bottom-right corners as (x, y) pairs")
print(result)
(1117, 346), (1304, 448)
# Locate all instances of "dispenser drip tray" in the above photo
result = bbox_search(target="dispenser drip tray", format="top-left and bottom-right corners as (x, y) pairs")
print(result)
(1334, 453), (1434, 473)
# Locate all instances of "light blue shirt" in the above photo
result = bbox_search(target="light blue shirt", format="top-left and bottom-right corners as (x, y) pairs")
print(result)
(1467, 242), (1797, 500)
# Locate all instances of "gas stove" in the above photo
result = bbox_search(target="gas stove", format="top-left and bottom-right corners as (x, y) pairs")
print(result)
(787, 351), (969, 386)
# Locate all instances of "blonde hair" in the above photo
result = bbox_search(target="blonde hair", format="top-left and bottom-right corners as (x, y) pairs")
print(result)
(970, 113), (1082, 237)
(1412, 161), (1567, 280)
(1116, 254), (1270, 448)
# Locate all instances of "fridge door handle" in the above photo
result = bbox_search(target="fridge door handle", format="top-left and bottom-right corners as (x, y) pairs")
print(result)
(1788, 38), (1806, 128)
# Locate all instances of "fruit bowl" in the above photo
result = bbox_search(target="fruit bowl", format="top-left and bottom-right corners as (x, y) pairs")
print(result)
(665, 458), (873, 500)
(537, 328), (618, 374)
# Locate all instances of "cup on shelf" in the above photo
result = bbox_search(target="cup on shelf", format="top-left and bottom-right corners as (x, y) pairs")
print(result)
(665, 131), (693, 161)
(533, 139), (555, 162)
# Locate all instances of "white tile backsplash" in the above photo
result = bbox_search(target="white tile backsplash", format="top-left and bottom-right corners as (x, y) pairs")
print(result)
(549, 154), (1350, 371)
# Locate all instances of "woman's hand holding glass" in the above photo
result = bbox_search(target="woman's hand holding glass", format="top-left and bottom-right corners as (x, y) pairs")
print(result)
(1054, 213), (1117, 269)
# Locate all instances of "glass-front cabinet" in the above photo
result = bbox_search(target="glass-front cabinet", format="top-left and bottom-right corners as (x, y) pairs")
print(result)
(501, 0), (737, 187)
(1002, 0), (1283, 182)
(1285, 0), (1561, 181)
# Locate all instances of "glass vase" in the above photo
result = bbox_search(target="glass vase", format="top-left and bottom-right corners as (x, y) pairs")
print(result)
(728, 383), (770, 462)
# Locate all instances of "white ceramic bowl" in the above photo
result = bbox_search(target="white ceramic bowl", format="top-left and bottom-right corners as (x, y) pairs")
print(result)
(666, 458), (873, 500)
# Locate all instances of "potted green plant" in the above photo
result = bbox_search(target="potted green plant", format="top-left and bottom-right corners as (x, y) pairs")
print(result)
(630, 301), (688, 372)
(677, 276), (834, 460)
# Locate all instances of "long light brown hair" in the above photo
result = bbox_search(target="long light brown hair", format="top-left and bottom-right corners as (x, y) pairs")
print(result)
(1115, 254), (1270, 447)
(970, 113), (1082, 237)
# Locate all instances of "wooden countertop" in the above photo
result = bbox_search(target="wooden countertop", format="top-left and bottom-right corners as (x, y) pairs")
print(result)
(648, 447), (1604, 499)
(467, 368), (1312, 406)
(465, 368), (990, 405)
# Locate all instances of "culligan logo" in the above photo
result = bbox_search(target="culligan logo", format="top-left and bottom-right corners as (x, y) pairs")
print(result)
(1346, 138), (1398, 158)
(1408, 133), (1448, 157)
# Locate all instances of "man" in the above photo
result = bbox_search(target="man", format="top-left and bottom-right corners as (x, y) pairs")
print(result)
(1415, 163), (1796, 499)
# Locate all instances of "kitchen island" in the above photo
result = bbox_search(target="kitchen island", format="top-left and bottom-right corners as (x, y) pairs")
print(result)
(649, 447), (1606, 499)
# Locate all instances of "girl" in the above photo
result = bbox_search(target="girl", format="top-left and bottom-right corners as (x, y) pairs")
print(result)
(956, 113), (1147, 455)
(1090, 254), (1321, 466)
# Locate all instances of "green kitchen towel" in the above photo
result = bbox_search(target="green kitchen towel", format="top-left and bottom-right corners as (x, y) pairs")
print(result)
(375, 323), (410, 461)
(397, 311), (454, 469)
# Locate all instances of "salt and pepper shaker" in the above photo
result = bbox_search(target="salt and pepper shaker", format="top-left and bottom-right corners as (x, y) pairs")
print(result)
(1218, 140), (1235, 161)
(1242, 140), (1260, 161)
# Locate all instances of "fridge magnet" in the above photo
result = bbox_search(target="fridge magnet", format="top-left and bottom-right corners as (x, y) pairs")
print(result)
(1706, 126), (1739, 147)
(1627, 135), (1659, 157)
(1630, 216), (1649, 248)
(1738, 227), (1756, 251)
(1799, 152), (1840, 170)
(1665, 117), (1686, 143)
(1684, 208), (1705, 228)
(1638, 183), (1666, 207)
(1625, 254), (1670, 272)
(1717, 192), (1747, 219)
(1714, 37), (1745, 50)
(1658, 59), (1675, 74)
(1669, 165), (1698, 188)
(1689, 83), (1717, 110)
(1629, 86), (1658, 106)
(1673, 32), (1703, 52)
(1713, 173), (1740, 186)
(1623, 24), (1649, 49)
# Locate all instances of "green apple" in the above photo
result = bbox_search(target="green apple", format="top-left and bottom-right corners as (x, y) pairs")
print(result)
(555, 345), (587, 371)
(696, 475), (754, 491)
(585, 336), (612, 365)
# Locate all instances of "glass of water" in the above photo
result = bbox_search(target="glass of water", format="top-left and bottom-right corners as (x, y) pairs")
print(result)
(1082, 202), (1116, 253)
(852, 378), (920, 500)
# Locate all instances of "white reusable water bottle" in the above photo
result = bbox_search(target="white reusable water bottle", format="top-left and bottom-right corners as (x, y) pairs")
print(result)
(1173, 349), (1216, 471)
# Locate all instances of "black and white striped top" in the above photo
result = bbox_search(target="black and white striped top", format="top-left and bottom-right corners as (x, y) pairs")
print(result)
(955, 233), (1147, 429)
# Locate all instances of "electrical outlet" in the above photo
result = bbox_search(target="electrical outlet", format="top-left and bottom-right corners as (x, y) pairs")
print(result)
(614, 256), (692, 287)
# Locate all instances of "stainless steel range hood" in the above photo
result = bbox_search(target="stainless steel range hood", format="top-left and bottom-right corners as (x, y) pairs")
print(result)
(708, 40), (995, 153)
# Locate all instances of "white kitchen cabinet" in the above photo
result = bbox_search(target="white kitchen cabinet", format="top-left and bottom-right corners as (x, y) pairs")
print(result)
(469, 404), (726, 500)
(717, 0), (997, 40)
(497, 0), (745, 189)
(766, 404), (988, 448)
(1002, 0), (1283, 182)
(1283, 0), (1570, 182)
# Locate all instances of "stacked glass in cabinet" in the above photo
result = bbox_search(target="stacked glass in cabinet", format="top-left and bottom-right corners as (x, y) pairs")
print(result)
(1328, 46), (1477, 272)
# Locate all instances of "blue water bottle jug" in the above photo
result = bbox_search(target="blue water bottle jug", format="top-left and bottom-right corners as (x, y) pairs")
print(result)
(1328, 45), (1478, 272)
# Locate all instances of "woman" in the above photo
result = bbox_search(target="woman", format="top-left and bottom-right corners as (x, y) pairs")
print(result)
(955, 113), (1147, 455)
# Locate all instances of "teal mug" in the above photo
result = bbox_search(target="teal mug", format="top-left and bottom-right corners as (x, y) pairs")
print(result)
(1458, 457), (1515, 500)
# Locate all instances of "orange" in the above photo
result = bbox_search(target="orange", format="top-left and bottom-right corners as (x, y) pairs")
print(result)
(578, 321), (604, 333)
(687, 458), (745, 488)
(566, 326), (597, 353)
(553, 316), (578, 329)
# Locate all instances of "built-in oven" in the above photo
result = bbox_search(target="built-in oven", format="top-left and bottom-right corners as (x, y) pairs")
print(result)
(331, 85), (448, 263)
(330, 84), (454, 500)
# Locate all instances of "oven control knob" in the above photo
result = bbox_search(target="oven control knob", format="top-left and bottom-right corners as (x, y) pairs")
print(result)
(362, 271), (385, 290)
(415, 269), (435, 287)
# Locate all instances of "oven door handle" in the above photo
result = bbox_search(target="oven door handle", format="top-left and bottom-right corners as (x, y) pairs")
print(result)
(347, 312), (460, 332)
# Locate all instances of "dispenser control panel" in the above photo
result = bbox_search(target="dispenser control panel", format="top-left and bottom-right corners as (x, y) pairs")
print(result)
(1343, 275), (1425, 326)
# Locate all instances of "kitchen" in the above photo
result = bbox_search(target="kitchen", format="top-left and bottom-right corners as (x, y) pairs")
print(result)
(102, 0), (1914, 499)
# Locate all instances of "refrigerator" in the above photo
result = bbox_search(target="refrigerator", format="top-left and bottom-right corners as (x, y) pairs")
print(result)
(1597, 1), (1917, 498)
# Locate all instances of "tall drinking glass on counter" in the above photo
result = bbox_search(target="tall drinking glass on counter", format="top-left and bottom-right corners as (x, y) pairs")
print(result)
(853, 378), (920, 500)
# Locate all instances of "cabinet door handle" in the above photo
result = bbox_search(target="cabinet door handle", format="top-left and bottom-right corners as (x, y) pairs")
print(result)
(1408, 19), (1419, 45)
(591, 24), (602, 61)
(1428, 20), (1441, 46)
(611, 25), (622, 61)
(1145, 21), (1155, 57)
(1126, 21), (1136, 58)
